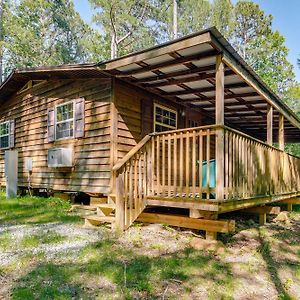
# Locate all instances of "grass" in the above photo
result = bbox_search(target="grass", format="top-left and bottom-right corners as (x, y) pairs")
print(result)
(1, 192), (300, 299)
(0, 231), (13, 251)
(0, 191), (80, 225)
(12, 239), (234, 299)
(20, 232), (65, 249)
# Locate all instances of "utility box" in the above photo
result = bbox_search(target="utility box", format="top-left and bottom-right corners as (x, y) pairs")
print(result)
(5, 150), (18, 199)
(48, 148), (73, 168)
(25, 157), (33, 172)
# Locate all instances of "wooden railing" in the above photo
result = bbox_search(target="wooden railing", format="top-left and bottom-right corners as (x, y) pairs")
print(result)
(224, 126), (300, 200)
(150, 125), (217, 199)
(112, 135), (152, 230)
(112, 124), (300, 229)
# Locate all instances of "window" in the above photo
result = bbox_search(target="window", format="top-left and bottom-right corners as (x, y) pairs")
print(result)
(55, 101), (74, 140)
(0, 121), (10, 149)
(154, 104), (177, 132)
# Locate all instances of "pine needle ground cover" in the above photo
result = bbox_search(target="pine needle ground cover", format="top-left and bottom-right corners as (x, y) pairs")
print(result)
(0, 191), (299, 299)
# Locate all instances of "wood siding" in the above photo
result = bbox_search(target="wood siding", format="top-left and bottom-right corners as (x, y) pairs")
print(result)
(114, 80), (190, 161)
(0, 78), (112, 194)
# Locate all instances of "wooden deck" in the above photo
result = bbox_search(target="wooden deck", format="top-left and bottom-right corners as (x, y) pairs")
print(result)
(84, 124), (300, 238)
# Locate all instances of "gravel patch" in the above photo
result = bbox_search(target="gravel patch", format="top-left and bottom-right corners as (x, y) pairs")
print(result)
(0, 222), (103, 266)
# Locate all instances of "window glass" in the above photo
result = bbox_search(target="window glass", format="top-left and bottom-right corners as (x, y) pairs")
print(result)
(0, 122), (9, 149)
(55, 102), (74, 139)
(154, 104), (177, 132)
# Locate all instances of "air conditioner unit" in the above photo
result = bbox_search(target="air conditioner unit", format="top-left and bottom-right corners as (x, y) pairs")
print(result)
(48, 148), (73, 168)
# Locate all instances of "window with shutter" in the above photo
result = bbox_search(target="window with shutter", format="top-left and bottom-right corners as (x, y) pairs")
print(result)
(47, 98), (85, 141)
(0, 120), (15, 149)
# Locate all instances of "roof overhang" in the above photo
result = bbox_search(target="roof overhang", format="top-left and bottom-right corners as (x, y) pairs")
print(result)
(97, 27), (300, 143)
(0, 27), (299, 142)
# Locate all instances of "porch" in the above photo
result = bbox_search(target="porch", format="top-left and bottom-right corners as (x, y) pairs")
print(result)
(84, 28), (300, 237)
(110, 124), (300, 231)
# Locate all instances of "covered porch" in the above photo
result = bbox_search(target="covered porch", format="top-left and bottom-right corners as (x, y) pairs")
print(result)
(91, 27), (300, 236)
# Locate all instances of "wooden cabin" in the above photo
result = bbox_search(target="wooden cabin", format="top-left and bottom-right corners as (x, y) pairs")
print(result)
(1, 27), (300, 238)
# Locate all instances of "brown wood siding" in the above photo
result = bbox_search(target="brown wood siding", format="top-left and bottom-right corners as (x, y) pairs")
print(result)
(114, 80), (192, 161)
(0, 78), (112, 194)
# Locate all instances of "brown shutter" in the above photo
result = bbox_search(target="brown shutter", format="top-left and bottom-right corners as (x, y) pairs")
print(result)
(9, 119), (15, 148)
(74, 98), (85, 138)
(47, 107), (55, 142)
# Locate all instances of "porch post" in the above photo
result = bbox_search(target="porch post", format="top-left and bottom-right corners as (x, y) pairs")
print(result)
(267, 104), (273, 145)
(278, 113), (285, 151)
(215, 55), (225, 201)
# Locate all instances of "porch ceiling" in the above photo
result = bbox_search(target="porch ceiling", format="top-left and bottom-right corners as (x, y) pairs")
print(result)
(100, 29), (300, 143)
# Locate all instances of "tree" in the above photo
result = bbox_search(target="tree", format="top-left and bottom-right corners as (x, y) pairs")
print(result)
(211, 0), (233, 38)
(231, 1), (272, 59)
(230, 1), (294, 96)
(89, 0), (163, 59)
(2, 0), (102, 80)
(177, 0), (211, 36)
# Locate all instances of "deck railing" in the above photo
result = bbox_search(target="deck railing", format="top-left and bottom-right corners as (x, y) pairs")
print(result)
(112, 124), (300, 229)
(224, 126), (300, 200)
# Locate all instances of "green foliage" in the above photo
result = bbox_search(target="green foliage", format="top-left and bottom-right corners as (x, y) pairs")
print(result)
(88, 0), (164, 58)
(1, 0), (103, 79)
(0, 191), (79, 225)
(20, 232), (65, 249)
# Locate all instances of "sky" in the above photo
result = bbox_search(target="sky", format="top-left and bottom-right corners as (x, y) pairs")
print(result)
(74, 0), (300, 82)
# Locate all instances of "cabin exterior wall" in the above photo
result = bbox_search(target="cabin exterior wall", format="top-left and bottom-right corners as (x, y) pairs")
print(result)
(0, 78), (113, 194)
(113, 79), (212, 161)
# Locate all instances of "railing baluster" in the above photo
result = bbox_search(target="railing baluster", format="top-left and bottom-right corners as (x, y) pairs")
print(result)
(179, 132), (184, 197)
(192, 130), (196, 198)
(206, 129), (210, 200)
(186, 130), (190, 197)
(199, 131), (203, 199)
(168, 134), (171, 197)
(156, 135), (160, 196)
(173, 133), (177, 197)
(162, 134), (166, 196)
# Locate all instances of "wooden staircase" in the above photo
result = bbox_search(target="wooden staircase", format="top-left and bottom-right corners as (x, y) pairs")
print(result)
(84, 196), (117, 228)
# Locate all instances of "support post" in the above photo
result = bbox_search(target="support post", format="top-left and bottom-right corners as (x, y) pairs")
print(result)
(279, 114), (284, 151)
(115, 170), (125, 231)
(215, 55), (225, 201)
(287, 203), (293, 212)
(259, 213), (267, 225)
(267, 104), (273, 145)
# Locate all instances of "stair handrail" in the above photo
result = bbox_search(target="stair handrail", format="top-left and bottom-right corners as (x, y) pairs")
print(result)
(112, 134), (153, 172)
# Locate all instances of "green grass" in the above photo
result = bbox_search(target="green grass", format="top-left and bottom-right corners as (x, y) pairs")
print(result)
(20, 232), (65, 249)
(0, 191), (80, 225)
(12, 239), (234, 299)
(0, 231), (13, 251)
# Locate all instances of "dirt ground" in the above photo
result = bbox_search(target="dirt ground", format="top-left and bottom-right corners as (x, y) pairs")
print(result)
(0, 198), (300, 299)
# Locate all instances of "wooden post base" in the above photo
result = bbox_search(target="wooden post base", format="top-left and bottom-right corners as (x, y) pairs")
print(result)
(287, 203), (293, 212)
(259, 213), (267, 225)
(206, 231), (217, 240)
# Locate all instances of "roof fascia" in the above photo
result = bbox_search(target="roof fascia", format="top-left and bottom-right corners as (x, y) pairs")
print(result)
(100, 32), (212, 71)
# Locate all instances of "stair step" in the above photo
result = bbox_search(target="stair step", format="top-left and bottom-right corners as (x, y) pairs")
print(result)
(95, 203), (116, 209)
(84, 215), (115, 226)
(90, 197), (107, 205)
(72, 205), (97, 211)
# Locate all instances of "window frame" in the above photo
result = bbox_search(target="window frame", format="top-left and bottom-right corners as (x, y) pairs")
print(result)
(0, 121), (10, 149)
(54, 100), (75, 141)
(153, 103), (178, 133)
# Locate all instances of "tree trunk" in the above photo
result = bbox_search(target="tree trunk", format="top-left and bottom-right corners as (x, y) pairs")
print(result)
(0, 0), (4, 84)
(173, 0), (178, 40)
(111, 32), (118, 59)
